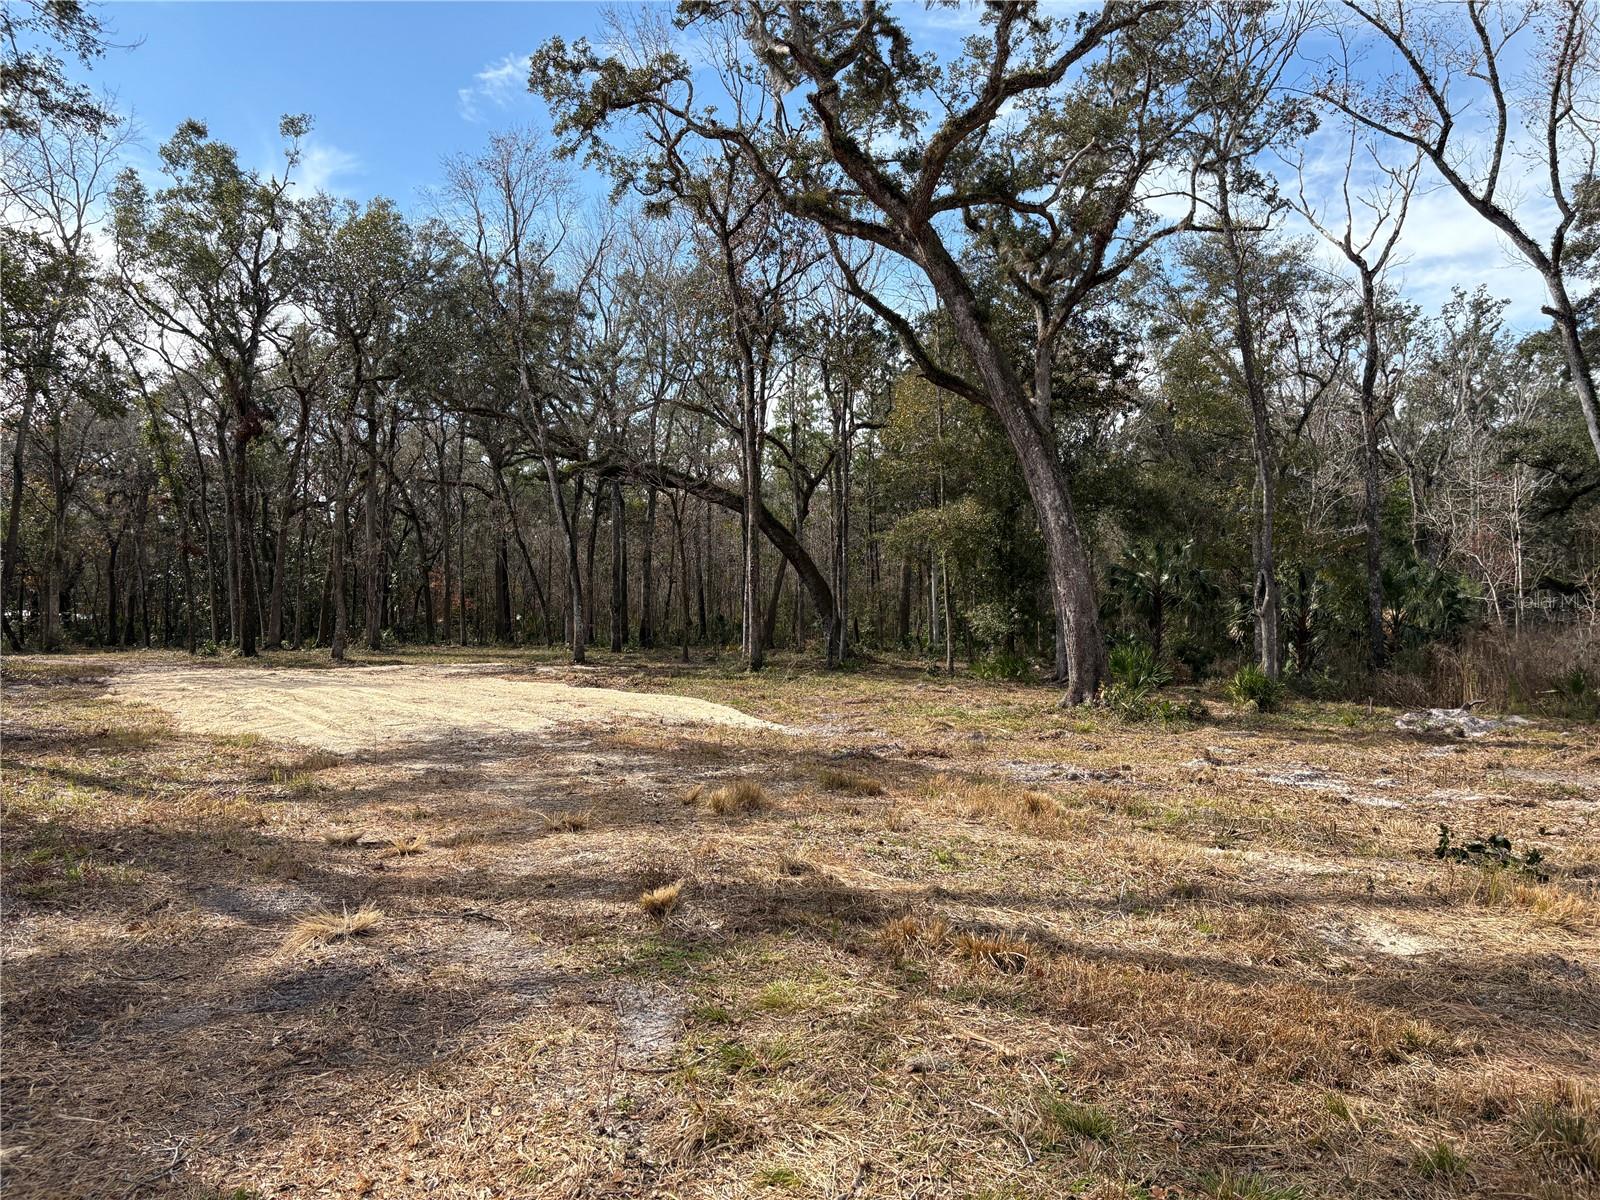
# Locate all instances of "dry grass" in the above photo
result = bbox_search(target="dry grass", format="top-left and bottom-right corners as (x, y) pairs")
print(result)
(280, 904), (384, 954)
(940, 775), (1081, 834)
(1480, 872), (1594, 929)
(1519, 1092), (1600, 1179)
(4, 648), (1598, 1200)
(878, 913), (952, 960)
(639, 879), (684, 920)
(953, 930), (1032, 972)
(382, 834), (427, 857)
(294, 749), (344, 772)
(701, 778), (770, 815)
(815, 767), (885, 796)
(538, 808), (593, 833)
(776, 852), (814, 877)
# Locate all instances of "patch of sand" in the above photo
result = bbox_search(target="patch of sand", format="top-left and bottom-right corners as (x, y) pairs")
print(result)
(108, 663), (777, 754)
(1318, 916), (1439, 958)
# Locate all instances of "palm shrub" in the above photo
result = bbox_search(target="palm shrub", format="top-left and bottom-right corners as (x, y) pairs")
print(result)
(1108, 640), (1172, 690)
(1226, 663), (1285, 712)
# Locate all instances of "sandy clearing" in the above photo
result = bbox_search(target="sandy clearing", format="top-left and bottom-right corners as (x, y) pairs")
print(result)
(107, 663), (777, 754)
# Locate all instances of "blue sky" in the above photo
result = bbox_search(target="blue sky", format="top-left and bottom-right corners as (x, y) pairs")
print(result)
(90, 3), (600, 204)
(78, 2), (1565, 329)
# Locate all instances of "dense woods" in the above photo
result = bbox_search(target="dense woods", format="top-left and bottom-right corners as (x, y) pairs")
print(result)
(4, 0), (1599, 710)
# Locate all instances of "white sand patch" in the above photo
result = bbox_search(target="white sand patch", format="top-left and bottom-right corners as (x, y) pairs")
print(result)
(108, 663), (778, 754)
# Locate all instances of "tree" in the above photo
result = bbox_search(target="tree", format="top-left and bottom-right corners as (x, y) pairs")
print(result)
(111, 115), (308, 656)
(1291, 109), (1420, 670)
(1186, 3), (1317, 679)
(534, 0), (1220, 701)
(1, 0), (115, 136)
(2, 106), (130, 647)
(297, 194), (422, 656)
(441, 128), (586, 661)
(1327, 0), (1600, 468)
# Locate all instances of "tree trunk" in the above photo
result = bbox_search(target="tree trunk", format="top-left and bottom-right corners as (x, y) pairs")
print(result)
(610, 478), (626, 652)
(266, 390), (311, 649)
(762, 558), (787, 651)
(330, 485), (351, 661)
(543, 459), (585, 665)
(740, 361), (765, 671)
(1216, 172), (1280, 678)
(363, 403), (383, 652)
(1545, 280), (1600, 468)
(583, 479), (602, 647)
(1358, 271), (1387, 671)
(106, 535), (121, 647)
(226, 395), (259, 657)
(897, 558), (913, 646)
(1, 383), (36, 649)
(915, 233), (1103, 700)
(696, 497), (709, 641)
(639, 485), (657, 648)
(494, 533), (513, 642)
(456, 431), (468, 646)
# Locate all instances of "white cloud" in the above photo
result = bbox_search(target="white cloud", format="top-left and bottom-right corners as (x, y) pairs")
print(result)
(295, 139), (362, 196)
(458, 52), (534, 123)
(1378, 184), (1553, 325)
(1282, 118), (1570, 330)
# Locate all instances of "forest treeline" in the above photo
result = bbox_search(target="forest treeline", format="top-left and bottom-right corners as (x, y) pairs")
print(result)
(3, 1), (1599, 710)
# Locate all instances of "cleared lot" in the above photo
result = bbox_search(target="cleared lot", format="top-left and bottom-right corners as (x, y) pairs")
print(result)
(3, 651), (1597, 1199)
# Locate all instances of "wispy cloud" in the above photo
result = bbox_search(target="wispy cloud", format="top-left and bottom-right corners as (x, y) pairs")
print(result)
(1285, 119), (1566, 329)
(295, 138), (362, 195)
(458, 51), (534, 123)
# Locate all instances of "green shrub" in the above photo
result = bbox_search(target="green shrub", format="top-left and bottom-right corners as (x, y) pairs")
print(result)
(1226, 663), (1284, 712)
(1101, 680), (1156, 721)
(965, 601), (1022, 649)
(1434, 825), (1546, 878)
(1108, 640), (1171, 690)
(970, 651), (1033, 681)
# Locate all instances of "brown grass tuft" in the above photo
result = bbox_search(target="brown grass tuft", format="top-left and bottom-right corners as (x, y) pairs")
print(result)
(294, 749), (343, 772)
(639, 879), (684, 920)
(704, 779), (769, 815)
(954, 930), (1031, 972)
(281, 904), (384, 954)
(539, 808), (593, 833)
(879, 913), (952, 959)
(815, 767), (885, 797)
(383, 835), (427, 857)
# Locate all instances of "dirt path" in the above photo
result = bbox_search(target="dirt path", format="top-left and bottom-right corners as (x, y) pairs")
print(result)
(107, 662), (777, 753)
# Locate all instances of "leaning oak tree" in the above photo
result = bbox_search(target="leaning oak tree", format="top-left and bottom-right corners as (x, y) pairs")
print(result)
(533, 1), (1213, 700)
